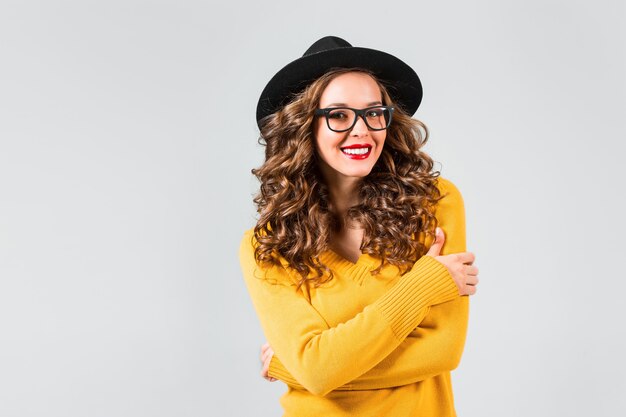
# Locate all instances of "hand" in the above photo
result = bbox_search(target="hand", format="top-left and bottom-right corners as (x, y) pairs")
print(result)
(260, 341), (277, 382)
(426, 227), (479, 296)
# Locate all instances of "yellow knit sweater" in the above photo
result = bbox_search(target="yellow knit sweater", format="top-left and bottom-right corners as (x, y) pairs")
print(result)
(239, 177), (469, 417)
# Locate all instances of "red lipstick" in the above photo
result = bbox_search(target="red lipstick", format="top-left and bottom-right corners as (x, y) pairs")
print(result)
(340, 144), (372, 160)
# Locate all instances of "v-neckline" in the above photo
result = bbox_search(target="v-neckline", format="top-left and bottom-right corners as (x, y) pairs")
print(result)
(323, 247), (377, 268)
(327, 247), (363, 265)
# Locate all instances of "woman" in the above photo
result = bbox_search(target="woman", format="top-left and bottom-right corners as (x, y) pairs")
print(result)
(239, 36), (479, 416)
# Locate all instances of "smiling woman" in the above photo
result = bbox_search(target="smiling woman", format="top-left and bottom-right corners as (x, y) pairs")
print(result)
(239, 36), (479, 416)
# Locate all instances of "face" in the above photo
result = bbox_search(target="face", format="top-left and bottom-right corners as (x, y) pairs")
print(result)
(314, 72), (387, 185)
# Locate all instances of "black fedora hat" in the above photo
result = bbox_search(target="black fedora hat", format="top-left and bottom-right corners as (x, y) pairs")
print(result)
(256, 36), (423, 127)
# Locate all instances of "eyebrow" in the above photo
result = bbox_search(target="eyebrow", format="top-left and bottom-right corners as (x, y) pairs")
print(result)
(325, 101), (383, 107)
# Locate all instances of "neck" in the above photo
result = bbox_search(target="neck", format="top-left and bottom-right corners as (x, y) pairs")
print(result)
(325, 176), (361, 224)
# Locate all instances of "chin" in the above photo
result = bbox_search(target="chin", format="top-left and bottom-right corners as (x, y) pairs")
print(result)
(340, 166), (376, 178)
(318, 156), (380, 182)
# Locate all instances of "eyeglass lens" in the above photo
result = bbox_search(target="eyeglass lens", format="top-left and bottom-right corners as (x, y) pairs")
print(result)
(326, 107), (391, 132)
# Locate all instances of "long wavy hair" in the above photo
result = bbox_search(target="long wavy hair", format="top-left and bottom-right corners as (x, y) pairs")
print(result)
(252, 68), (444, 290)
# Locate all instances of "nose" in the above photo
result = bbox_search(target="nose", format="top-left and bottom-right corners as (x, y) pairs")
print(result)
(350, 115), (369, 136)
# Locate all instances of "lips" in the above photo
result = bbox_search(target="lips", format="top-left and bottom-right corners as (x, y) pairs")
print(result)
(340, 144), (372, 160)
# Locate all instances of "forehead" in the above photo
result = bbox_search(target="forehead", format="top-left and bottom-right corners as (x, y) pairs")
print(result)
(319, 72), (382, 107)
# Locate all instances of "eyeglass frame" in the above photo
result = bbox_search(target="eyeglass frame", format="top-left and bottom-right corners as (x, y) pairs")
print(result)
(314, 105), (395, 133)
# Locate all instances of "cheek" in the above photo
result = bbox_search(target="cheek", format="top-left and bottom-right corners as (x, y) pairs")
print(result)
(375, 132), (387, 148)
(314, 123), (342, 151)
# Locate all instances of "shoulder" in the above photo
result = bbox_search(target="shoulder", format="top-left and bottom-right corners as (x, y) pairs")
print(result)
(238, 228), (257, 276)
(433, 177), (466, 253)
(435, 177), (464, 203)
(238, 228), (257, 263)
(239, 227), (255, 251)
(239, 228), (273, 270)
(238, 228), (296, 287)
(435, 176), (465, 214)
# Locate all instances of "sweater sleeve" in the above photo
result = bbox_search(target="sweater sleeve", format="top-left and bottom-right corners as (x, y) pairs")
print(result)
(267, 177), (470, 391)
(239, 232), (460, 396)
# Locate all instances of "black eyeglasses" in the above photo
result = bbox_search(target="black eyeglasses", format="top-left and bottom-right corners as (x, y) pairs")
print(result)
(314, 106), (394, 132)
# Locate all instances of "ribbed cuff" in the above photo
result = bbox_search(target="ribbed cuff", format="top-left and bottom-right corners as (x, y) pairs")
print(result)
(373, 255), (459, 339)
(268, 355), (304, 388)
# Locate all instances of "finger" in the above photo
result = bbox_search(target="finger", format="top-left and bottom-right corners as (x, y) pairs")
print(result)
(457, 252), (475, 265)
(260, 345), (269, 361)
(261, 343), (273, 362)
(262, 357), (274, 381)
(465, 265), (479, 276)
(426, 228), (445, 257)
(463, 283), (477, 295)
(466, 275), (479, 285)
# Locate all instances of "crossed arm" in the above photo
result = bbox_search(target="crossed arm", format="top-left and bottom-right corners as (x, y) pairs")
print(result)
(268, 297), (468, 391)
(241, 178), (469, 395)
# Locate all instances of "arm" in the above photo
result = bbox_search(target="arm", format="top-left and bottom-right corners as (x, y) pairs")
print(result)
(269, 302), (468, 391)
(267, 177), (470, 390)
(239, 231), (460, 396)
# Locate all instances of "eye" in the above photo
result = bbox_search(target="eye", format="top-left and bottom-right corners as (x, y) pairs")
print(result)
(328, 110), (349, 120)
(366, 108), (383, 117)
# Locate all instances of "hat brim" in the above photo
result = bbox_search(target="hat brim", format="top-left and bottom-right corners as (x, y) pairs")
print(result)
(256, 46), (422, 126)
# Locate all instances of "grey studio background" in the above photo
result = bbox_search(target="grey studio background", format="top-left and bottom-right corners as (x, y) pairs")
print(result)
(1, 1), (625, 416)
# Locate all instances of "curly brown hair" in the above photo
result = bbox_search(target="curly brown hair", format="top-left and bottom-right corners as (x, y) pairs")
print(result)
(252, 68), (444, 290)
